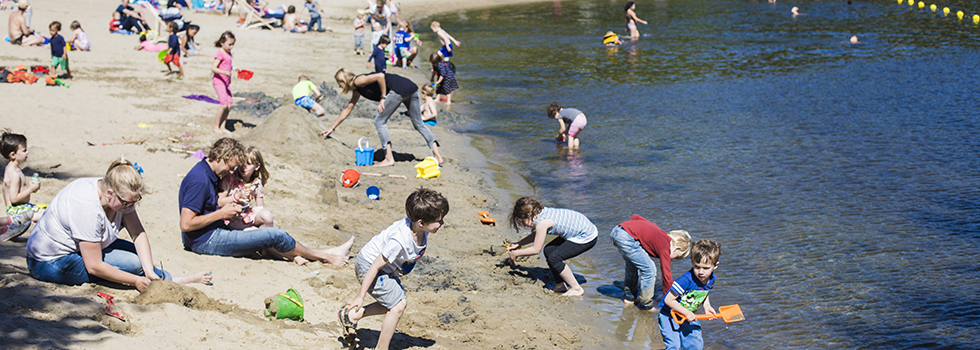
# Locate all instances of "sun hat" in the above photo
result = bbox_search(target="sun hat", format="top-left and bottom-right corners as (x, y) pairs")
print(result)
(17, 1), (29, 10)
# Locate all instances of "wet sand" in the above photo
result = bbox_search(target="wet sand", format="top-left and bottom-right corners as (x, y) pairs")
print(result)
(0, 0), (618, 349)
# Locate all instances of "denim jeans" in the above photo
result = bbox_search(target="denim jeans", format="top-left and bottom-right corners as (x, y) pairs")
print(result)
(190, 227), (296, 257)
(659, 311), (703, 350)
(309, 16), (322, 31)
(27, 239), (171, 286)
(610, 225), (659, 310)
(375, 91), (437, 150)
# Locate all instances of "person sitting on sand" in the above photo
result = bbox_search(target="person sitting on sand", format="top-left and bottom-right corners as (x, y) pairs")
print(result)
(319, 69), (445, 166)
(179, 138), (353, 265)
(7, 1), (43, 46)
(26, 157), (213, 292)
(114, 0), (148, 34)
(217, 146), (275, 231)
(282, 5), (307, 33)
(292, 75), (325, 116)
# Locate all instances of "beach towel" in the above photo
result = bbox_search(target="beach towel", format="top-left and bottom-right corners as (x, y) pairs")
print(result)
(183, 94), (220, 104)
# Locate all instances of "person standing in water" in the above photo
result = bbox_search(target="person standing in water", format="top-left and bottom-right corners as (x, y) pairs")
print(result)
(624, 1), (647, 40)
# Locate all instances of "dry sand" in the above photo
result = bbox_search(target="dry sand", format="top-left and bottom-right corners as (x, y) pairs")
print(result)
(0, 0), (620, 349)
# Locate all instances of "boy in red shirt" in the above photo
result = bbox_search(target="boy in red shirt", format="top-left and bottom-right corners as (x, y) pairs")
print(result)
(610, 214), (691, 310)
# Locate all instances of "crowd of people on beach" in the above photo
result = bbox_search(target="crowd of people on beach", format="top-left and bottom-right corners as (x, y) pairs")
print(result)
(3, 1), (727, 349)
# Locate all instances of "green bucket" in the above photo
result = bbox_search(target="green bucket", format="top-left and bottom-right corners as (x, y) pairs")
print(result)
(157, 50), (167, 63)
(265, 288), (304, 321)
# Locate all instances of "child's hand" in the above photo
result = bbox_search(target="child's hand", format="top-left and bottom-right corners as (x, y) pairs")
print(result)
(135, 276), (152, 292)
(366, 62), (372, 69)
(504, 243), (519, 251)
(705, 306), (718, 317)
(507, 250), (520, 266)
(683, 310), (698, 322)
(345, 296), (364, 312)
(29, 182), (41, 193)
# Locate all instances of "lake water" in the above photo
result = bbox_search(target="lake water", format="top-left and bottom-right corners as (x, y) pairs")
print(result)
(426, 0), (980, 348)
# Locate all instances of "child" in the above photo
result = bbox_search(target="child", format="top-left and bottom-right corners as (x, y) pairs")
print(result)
(292, 75), (325, 116)
(338, 187), (449, 350)
(2, 131), (44, 226)
(109, 11), (129, 35)
(546, 101), (587, 149)
(181, 24), (199, 57)
(282, 5), (307, 33)
(430, 21), (461, 60)
(211, 31), (235, 134)
(68, 21), (90, 51)
(135, 34), (167, 52)
(217, 146), (274, 230)
(603, 31), (621, 46)
(164, 22), (183, 79)
(659, 239), (721, 350)
(369, 21), (384, 49)
(624, 1), (648, 40)
(506, 196), (597, 296)
(610, 215), (691, 310)
(368, 34), (389, 73)
(429, 52), (458, 106)
(48, 22), (71, 80)
(392, 21), (415, 69)
(420, 84), (437, 126)
(303, 0), (323, 32)
(353, 10), (366, 55)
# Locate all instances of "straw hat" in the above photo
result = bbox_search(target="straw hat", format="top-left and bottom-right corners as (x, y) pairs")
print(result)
(17, 1), (29, 10)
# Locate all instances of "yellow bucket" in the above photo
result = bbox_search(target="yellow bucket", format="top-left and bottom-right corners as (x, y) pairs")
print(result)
(414, 157), (440, 179)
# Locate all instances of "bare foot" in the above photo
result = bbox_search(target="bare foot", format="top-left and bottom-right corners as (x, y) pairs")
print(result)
(324, 236), (355, 257)
(223, 129), (234, 134)
(173, 270), (213, 285)
(293, 256), (310, 265)
(319, 254), (349, 267)
(623, 299), (635, 307)
(213, 128), (225, 134)
(562, 287), (585, 297)
(374, 159), (395, 167)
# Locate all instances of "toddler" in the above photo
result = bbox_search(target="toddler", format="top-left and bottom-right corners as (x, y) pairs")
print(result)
(69, 21), (90, 51)
(217, 146), (274, 231)
(2, 131), (44, 226)
(164, 22), (183, 79)
(48, 21), (71, 79)
(659, 239), (722, 350)
(420, 84), (438, 126)
(506, 196), (597, 296)
(338, 188), (449, 350)
(353, 10), (366, 55)
(430, 21), (461, 60)
(292, 75), (325, 116)
(547, 101), (587, 149)
(429, 52), (458, 106)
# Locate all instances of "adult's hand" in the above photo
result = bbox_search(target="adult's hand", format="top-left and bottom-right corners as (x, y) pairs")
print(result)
(319, 127), (334, 138)
(217, 202), (242, 219)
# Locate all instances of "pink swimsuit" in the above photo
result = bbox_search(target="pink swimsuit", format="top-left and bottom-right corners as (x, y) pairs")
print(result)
(213, 49), (233, 106)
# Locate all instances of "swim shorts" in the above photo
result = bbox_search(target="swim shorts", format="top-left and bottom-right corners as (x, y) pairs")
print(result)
(438, 43), (453, 58)
(568, 114), (587, 138)
(398, 46), (411, 59)
(295, 96), (315, 109)
(6, 203), (41, 217)
(355, 256), (406, 309)
(424, 120), (437, 127)
(50, 56), (69, 70)
(164, 52), (181, 67)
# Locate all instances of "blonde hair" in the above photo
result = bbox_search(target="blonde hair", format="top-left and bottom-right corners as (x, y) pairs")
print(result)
(335, 68), (356, 94)
(298, 74), (310, 82)
(104, 157), (144, 196)
(208, 138), (245, 164)
(242, 146), (270, 185)
(668, 230), (692, 259)
(420, 84), (435, 97)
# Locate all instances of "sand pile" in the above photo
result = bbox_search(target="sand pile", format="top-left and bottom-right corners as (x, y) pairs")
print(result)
(134, 280), (233, 313)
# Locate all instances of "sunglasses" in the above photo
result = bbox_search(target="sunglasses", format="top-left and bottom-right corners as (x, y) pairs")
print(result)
(115, 193), (142, 207)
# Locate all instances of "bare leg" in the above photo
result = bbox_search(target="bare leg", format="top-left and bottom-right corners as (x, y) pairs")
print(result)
(283, 241), (349, 266)
(324, 236), (355, 257)
(445, 92), (452, 106)
(375, 146), (395, 167)
(348, 299), (406, 350)
(431, 142), (444, 164)
(214, 105), (230, 133)
(558, 265), (584, 296)
(253, 208), (274, 228)
(172, 270), (213, 285)
(261, 247), (310, 265)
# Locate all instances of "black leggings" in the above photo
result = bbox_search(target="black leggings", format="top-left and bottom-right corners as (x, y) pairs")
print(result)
(543, 236), (597, 283)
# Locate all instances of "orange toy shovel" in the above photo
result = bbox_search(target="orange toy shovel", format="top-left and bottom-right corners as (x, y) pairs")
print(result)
(671, 305), (745, 324)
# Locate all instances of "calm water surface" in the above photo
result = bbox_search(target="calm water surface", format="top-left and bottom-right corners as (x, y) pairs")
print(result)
(428, 0), (980, 348)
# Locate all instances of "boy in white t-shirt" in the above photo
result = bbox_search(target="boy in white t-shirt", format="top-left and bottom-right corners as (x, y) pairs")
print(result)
(338, 187), (449, 350)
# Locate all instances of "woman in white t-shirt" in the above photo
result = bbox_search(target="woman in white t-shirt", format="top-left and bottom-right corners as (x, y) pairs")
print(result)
(26, 158), (212, 292)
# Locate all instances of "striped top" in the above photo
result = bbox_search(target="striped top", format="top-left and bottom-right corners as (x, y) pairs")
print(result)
(535, 207), (598, 244)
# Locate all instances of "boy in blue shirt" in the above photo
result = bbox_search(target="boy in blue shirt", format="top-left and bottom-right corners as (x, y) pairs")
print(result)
(367, 35), (389, 73)
(392, 21), (416, 69)
(303, 0), (323, 32)
(48, 21), (71, 79)
(659, 239), (721, 350)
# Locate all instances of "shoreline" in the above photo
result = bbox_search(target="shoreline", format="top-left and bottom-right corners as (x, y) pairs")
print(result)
(0, 0), (618, 349)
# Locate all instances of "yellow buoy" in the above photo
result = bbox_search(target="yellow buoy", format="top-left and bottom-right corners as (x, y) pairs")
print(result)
(974, 14), (979, 24)
(958, 10), (965, 19)
(908, 0), (913, 5)
(897, 0), (902, 4)
(930, 4), (937, 11)
(944, 7), (950, 16)
(918, 2), (924, 8)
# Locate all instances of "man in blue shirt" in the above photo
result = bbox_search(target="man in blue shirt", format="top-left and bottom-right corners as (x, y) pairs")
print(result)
(179, 138), (353, 265)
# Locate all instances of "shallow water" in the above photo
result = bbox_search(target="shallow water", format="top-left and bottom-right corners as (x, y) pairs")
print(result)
(428, 0), (980, 348)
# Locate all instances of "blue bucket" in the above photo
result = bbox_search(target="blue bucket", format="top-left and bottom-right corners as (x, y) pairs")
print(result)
(366, 186), (380, 200)
(355, 137), (375, 166)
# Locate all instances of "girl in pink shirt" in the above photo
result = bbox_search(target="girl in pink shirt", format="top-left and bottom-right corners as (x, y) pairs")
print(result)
(211, 31), (235, 134)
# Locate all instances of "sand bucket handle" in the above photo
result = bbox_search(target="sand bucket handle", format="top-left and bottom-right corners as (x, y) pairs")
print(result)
(358, 137), (370, 150)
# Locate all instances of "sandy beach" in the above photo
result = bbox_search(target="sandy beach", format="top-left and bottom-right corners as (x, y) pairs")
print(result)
(0, 0), (614, 349)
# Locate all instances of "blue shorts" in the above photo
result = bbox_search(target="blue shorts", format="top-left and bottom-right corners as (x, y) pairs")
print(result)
(295, 96), (315, 109)
(398, 46), (411, 58)
(439, 44), (453, 58)
(424, 120), (437, 127)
